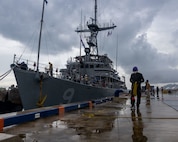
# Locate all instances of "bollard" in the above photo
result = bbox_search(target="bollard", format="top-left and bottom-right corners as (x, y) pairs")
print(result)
(59, 106), (65, 118)
(89, 101), (93, 109)
(0, 118), (4, 132)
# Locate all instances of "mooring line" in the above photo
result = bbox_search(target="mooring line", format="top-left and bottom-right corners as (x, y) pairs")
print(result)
(0, 69), (12, 81)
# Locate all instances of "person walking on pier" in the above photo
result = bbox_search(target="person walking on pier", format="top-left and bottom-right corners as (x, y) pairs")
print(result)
(145, 80), (151, 105)
(130, 66), (144, 110)
(156, 86), (159, 98)
(161, 87), (164, 99)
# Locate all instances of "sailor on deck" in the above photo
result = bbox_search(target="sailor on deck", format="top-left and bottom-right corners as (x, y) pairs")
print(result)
(49, 62), (53, 76)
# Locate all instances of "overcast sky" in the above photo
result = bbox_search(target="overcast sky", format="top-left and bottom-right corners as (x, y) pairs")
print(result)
(0, 0), (178, 89)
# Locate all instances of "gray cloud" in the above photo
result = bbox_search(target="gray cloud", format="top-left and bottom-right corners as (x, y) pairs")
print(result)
(0, 0), (178, 87)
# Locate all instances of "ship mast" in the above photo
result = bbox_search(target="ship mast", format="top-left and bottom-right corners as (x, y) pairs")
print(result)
(94, 0), (97, 25)
(36, 0), (47, 71)
(75, 0), (116, 56)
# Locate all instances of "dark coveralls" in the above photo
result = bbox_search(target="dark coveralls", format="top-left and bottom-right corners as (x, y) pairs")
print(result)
(130, 72), (144, 108)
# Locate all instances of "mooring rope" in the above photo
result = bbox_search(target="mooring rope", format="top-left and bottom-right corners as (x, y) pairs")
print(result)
(0, 66), (15, 81)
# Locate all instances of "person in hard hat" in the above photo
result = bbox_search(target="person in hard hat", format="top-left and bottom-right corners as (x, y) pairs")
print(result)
(130, 66), (144, 110)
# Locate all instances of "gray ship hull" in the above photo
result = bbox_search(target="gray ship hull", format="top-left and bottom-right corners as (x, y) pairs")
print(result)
(12, 65), (117, 110)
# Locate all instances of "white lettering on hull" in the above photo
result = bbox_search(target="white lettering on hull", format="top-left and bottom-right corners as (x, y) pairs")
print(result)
(63, 88), (75, 103)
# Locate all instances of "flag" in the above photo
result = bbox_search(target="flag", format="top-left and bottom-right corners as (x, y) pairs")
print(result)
(44, 0), (48, 4)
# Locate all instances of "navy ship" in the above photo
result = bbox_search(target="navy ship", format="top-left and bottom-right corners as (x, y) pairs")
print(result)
(11, 0), (125, 110)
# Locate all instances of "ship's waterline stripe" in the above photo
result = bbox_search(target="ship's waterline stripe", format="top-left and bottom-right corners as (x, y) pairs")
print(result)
(0, 97), (113, 132)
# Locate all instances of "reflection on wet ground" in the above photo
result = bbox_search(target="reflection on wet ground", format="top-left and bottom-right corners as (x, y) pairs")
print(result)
(56, 98), (127, 141)
(3, 93), (178, 142)
(4, 98), (128, 142)
(131, 109), (147, 142)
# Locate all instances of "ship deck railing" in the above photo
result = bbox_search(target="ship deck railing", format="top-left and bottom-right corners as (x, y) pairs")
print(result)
(13, 55), (123, 89)
(13, 55), (60, 77)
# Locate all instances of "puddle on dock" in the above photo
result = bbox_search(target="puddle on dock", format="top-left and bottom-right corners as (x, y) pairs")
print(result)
(3, 97), (129, 142)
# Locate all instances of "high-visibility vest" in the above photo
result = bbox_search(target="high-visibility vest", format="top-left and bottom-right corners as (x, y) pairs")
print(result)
(133, 82), (138, 96)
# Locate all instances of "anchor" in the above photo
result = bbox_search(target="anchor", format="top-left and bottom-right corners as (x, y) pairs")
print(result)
(37, 75), (47, 107)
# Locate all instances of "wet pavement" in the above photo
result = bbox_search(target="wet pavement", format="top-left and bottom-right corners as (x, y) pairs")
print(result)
(2, 93), (178, 142)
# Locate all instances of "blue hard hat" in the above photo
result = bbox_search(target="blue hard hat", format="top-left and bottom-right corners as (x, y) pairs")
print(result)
(133, 66), (138, 72)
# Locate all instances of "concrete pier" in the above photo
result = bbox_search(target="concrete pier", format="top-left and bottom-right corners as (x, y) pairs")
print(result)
(1, 93), (178, 142)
